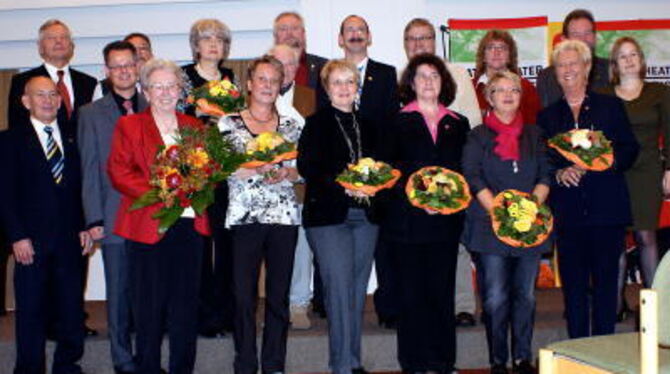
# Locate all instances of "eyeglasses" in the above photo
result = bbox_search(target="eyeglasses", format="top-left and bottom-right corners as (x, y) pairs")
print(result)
(147, 82), (181, 92)
(492, 87), (522, 95)
(486, 44), (509, 52)
(405, 35), (434, 43)
(108, 63), (136, 71)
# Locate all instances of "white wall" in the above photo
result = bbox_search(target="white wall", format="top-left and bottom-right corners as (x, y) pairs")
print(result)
(2, 0), (669, 299)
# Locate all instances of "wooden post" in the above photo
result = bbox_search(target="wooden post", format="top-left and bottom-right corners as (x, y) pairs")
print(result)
(539, 348), (554, 374)
(640, 289), (658, 374)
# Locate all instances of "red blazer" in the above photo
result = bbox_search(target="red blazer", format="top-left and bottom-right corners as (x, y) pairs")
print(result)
(473, 74), (541, 125)
(107, 107), (211, 244)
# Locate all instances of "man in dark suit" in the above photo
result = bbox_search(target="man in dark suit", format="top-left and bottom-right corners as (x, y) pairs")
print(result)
(78, 40), (147, 374)
(536, 9), (609, 108)
(339, 14), (400, 329)
(1, 76), (94, 374)
(7, 19), (97, 130)
(94, 33), (154, 99)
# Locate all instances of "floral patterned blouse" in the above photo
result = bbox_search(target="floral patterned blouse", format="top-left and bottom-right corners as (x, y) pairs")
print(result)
(218, 113), (303, 228)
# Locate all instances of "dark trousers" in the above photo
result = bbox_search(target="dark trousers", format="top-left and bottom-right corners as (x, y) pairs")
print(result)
(0, 228), (8, 314)
(474, 252), (541, 365)
(199, 230), (234, 332)
(231, 224), (298, 374)
(557, 225), (624, 338)
(372, 237), (399, 321)
(129, 219), (204, 374)
(392, 241), (458, 372)
(14, 241), (85, 374)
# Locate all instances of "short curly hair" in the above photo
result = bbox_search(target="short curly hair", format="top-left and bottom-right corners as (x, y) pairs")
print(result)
(398, 53), (456, 107)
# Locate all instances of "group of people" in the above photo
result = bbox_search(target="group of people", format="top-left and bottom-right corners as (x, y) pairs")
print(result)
(1, 7), (669, 374)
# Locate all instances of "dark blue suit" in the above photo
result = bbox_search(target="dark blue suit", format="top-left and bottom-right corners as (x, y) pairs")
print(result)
(538, 91), (639, 338)
(0, 119), (86, 374)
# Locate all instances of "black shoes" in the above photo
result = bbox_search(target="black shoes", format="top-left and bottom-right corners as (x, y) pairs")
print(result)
(455, 312), (477, 327)
(352, 367), (369, 374)
(513, 360), (536, 374)
(85, 325), (98, 337)
(491, 364), (508, 374)
(378, 316), (398, 329)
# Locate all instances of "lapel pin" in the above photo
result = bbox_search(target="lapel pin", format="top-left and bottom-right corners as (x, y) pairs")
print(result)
(367, 76), (373, 81)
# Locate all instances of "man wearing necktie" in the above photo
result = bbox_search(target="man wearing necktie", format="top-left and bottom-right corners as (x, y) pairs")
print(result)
(7, 19), (97, 132)
(78, 40), (148, 374)
(0, 76), (94, 374)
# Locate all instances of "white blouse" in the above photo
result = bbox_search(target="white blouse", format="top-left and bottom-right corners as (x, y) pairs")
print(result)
(217, 113), (303, 228)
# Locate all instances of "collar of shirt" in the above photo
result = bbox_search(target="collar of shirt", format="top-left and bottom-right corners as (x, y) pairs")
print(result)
(275, 84), (305, 128)
(111, 90), (138, 114)
(476, 73), (489, 86)
(30, 116), (64, 157)
(43, 62), (74, 106)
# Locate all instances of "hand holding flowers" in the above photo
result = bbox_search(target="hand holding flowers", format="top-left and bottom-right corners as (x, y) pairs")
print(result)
(548, 128), (614, 171)
(491, 189), (553, 248)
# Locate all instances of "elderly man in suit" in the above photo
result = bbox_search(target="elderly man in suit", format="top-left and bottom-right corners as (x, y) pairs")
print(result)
(536, 9), (609, 108)
(1, 76), (94, 374)
(268, 44), (317, 330)
(7, 19), (97, 130)
(78, 40), (147, 374)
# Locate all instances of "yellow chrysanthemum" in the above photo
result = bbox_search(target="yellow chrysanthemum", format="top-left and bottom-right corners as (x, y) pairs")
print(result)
(427, 182), (439, 194)
(520, 198), (538, 215)
(503, 192), (513, 199)
(187, 148), (209, 168)
(513, 219), (532, 232)
(221, 79), (233, 90)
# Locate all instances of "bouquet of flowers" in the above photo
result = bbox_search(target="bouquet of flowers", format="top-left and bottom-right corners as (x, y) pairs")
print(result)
(547, 128), (613, 171)
(131, 126), (246, 233)
(336, 157), (401, 203)
(405, 166), (471, 215)
(240, 131), (298, 168)
(491, 189), (553, 248)
(187, 78), (245, 117)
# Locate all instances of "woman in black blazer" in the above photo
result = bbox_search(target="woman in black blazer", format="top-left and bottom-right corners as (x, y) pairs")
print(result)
(380, 53), (470, 374)
(297, 59), (380, 374)
(538, 40), (639, 339)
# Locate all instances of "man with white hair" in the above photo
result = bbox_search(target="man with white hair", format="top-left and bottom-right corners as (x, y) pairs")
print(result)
(268, 43), (317, 330)
(8, 19), (97, 131)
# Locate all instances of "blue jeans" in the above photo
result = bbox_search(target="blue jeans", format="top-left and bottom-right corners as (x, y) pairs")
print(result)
(289, 225), (313, 306)
(474, 252), (541, 365)
(306, 209), (378, 374)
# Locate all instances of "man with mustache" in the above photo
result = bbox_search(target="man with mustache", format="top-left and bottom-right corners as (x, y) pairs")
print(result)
(536, 9), (610, 108)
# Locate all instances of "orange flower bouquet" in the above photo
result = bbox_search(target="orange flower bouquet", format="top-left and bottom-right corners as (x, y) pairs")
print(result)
(547, 128), (613, 171)
(491, 189), (553, 248)
(187, 78), (245, 117)
(336, 157), (401, 203)
(405, 166), (471, 214)
(130, 126), (246, 233)
(240, 131), (298, 169)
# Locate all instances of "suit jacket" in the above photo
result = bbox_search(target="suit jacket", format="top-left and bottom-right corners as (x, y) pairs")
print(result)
(537, 91), (639, 228)
(107, 108), (211, 244)
(358, 59), (400, 134)
(0, 117), (85, 252)
(7, 65), (97, 130)
(78, 92), (148, 245)
(379, 111), (470, 244)
(305, 53), (327, 91)
(536, 56), (609, 109)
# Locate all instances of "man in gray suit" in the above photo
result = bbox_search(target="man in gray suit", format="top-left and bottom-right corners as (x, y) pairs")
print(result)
(77, 40), (147, 374)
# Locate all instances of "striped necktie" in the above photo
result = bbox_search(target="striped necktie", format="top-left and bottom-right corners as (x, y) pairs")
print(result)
(44, 126), (64, 184)
(355, 65), (364, 110)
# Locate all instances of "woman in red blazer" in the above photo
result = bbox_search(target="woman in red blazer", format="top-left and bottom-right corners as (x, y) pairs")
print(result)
(108, 58), (209, 374)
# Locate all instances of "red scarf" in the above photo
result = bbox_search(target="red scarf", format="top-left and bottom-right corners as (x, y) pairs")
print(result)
(484, 110), (524, 161)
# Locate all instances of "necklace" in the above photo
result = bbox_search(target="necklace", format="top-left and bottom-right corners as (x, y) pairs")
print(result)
(334, 112), (362, 163)
(195, 63), (221, 82)
(247, 107), (276, 123)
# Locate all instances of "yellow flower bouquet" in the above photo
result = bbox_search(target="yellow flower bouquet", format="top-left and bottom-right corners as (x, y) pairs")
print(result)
(240, 131), (298, 169)
(491, 189), (553, 248)
(336, 157), (401, 200)
(187, 78), (245, 117)
(405, 166), (471, 215)
(547, 128), (613, 171)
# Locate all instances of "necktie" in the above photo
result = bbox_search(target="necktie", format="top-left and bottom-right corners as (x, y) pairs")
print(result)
(122, 100), (134, 115)
(44, 126), (64, 184)
(56, 70), (73, 119)
(355, 65), (365, 110)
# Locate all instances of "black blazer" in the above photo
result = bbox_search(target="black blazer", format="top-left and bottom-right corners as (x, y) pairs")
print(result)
(379, 110), (470, 244)
(298, 106), (378, 227)
(358, 59), (399, 133)
(7, 65), (97, 130)
(537, 91), (639, 228)
(0, 118), (85, 251)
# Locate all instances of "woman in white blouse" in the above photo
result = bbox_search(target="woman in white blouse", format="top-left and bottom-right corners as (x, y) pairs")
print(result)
(217, 55), (302, 374)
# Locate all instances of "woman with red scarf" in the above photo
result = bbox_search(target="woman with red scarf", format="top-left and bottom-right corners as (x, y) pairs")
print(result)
(461, 71), (552, 374)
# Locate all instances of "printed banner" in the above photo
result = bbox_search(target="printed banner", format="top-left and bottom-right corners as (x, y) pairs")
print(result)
(448, 16), (548, 83)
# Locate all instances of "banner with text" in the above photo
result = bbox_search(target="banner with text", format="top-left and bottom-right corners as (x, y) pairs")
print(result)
(448, 16), (548, 83)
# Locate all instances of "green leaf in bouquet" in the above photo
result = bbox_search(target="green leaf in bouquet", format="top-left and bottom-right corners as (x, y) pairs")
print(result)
(130, 189), (161, 211)
(152, 205), (184, 234)
(191, 187), (215, 215)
